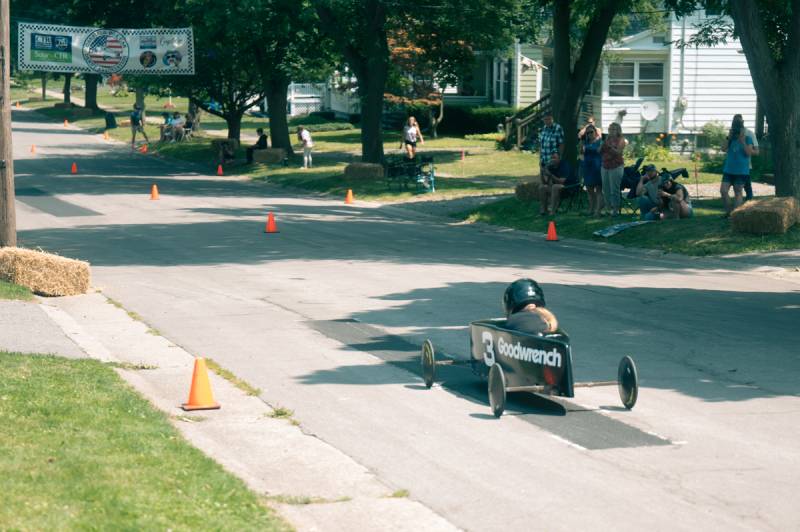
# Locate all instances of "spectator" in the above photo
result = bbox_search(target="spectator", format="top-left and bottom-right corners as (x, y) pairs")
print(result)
(170, 112), (186, 142)
(656, 173), (692, 220)
(721, 114), (756, 217)
(130, 104), (149, 149)
(400, 116), (423, 159)
(246, 127), (269, 164)
(538, 111), (564, 174)
(297, 126), (314, 169)
(635, 164), (661, 219)
(733, 113), (760, 201)
(503, 278), (559, 335)
(600, 122), (627, 217)
(159, 112), (173, 142)
(578, 115), (602, 140)
(538, 153), (575, 215)
(581, 125), (603, 216)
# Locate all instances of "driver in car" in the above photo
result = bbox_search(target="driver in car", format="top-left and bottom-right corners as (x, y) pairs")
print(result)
(503, 279), (558, 335)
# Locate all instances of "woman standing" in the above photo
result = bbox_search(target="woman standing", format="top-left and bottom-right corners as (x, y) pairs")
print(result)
(401, 116), (424, 159)
(297, 126), (314, 169)
(720, 114), (755, 216)
(600, 122), (627, 216)
(581, 125), (603, 216)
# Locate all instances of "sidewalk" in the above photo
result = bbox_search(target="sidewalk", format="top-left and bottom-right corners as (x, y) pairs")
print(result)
(0, 293), (457, 532)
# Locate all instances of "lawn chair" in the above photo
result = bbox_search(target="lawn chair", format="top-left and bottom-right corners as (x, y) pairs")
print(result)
(619, 157), (644, 216)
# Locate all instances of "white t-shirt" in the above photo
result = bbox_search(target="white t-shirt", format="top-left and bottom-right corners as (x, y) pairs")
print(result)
(171, 116), (186, 127)
(403, 125), (418, 143)
(300, 129), (313, 147)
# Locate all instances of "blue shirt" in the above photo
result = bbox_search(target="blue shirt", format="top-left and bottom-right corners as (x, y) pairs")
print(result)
(723, 134), (753, 175)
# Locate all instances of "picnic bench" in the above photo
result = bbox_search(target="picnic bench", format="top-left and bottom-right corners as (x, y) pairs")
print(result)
(385, 155), (435, 193)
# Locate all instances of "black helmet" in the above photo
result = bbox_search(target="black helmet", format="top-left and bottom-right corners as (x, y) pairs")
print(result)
(503, 279), (546, 316)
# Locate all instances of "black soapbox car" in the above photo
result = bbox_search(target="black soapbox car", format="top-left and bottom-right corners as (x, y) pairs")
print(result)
(420, 319), (639, 417)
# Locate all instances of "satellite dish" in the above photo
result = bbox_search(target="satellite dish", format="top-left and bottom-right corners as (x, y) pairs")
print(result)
(641, 101), (661, 121)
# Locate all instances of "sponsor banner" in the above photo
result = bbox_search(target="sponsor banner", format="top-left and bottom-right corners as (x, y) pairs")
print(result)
(18, 23), (194, 75)
(593, 220), (653, 238)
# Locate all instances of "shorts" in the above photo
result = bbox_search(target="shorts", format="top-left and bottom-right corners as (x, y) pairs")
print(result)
(404, 140), (417, 147)
(131, 124), (145, 133)
(722, 173), (748, 186)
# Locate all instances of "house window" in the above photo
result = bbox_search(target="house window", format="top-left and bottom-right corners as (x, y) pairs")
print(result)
(609, 62), (635, 97)
(609, 61), (664, 98)
(494, 58), (512, 103)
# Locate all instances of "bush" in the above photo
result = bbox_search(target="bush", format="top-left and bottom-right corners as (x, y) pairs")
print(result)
(438, 105), (515, 136)
(464, 133), (504, 142)
(700, 121), (727, 149)
(288, 113), (354, 132)
(625, 135), (674, 161)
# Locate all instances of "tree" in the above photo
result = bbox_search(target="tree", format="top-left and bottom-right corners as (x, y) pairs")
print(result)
(252, 0), (336, 154)
(160, 0), (268, 141)
(315, 0), (517, 163)
(666, 0), (800, 199)
(532, 0), (663, 167)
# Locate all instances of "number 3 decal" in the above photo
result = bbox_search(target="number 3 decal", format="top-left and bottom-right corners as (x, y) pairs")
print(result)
(482, 331), (495, 367)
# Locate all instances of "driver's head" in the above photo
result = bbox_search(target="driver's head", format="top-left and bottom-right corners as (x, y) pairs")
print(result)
(503, 279), (546, 317)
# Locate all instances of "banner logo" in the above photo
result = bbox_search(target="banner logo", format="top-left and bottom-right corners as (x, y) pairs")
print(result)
(82, 29), (129, 72)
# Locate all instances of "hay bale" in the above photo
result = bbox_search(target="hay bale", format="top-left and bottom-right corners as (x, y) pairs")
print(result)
(0, 247), (90, 296)
(344, 162), (384, 180)
(515, 181), (540, 203)
(253, 148), (286, 164)
(731, 197), (800, 235)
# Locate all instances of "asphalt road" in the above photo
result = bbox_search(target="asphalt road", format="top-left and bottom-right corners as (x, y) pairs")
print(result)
(12, 109), (800, 531)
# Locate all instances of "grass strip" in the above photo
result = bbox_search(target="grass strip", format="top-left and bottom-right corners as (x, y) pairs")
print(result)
(0, 279), (34, 301)
(0, 352), (290, 531)
(205, 358), (262, 396)
(457, 196), (800, 256)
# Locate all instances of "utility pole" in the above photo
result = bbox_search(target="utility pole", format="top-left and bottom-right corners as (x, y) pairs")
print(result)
(0, 0), (16, 247)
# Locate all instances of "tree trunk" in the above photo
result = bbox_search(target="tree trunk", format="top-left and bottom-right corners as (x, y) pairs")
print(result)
(135, 86), (146, 110)
(226, 111), (244, 142)
(266, 76), (293, 155)
(729, 0), (800, 197)
(84, 74), (100, 110)
(359, 72), (387, 163)
(41, 72), (47, 101)
(62, 73), (72, 105)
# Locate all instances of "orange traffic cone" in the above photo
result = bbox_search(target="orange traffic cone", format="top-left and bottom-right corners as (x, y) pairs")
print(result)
(150, 184), (159, 200)
(70, 162), (78, 174)
(64, 119), (69, 127)
(181, 358), (220, 411)
(139, 143), (148, 154)
(15, 101), (20, 109)
(103, 130), (109, 140)
(30, 144), (36, 154)
(546, 221), (559, 241)
(216, 164), (223, 176)
(345, 189), (354, 204)
(265, 212), (278, 233)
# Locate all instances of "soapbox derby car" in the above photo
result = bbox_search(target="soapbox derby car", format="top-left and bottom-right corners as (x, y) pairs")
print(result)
(420, 319), (638, 417)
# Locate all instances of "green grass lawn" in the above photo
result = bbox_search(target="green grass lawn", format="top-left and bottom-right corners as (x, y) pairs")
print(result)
(458, 196), (800, 256)
(0, 279), (34, 301)
(0, 352), (289, 531)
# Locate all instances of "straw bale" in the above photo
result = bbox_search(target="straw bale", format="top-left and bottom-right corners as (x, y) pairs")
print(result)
(515, 181), (540, 203)
(730, 197), (800, 235)
(253, 148), (286, 164)
(344, 162), (384, 180)
(0, 247), (90, 296)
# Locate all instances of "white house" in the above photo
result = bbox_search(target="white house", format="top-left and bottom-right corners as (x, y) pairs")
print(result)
(443, 8), (757, 136)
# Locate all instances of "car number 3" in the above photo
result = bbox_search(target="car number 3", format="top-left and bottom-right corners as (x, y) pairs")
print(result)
(481, 331), (496, 367)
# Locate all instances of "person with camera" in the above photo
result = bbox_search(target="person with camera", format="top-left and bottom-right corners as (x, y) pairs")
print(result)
(720, 114), (756, 217)
(635, 164), (661, 220)
(656, 173), (692, 219)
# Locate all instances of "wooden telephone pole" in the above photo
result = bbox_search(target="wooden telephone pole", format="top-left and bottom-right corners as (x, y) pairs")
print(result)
(0, 0), (16, 247)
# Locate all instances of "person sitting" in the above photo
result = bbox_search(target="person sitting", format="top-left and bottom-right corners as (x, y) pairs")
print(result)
(635, 164), (661, 220)
(159, 112), (173, 142)
(538, 153), (575, 215)
(246, 128), (269, 163)
(654, 173), (692, 220)
(170, 112), (186, 141)
(503, 279), (559, 335)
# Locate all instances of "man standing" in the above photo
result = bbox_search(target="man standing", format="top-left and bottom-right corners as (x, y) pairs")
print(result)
(538, 112), (564, 175)
(246, 128), (269, 163)
(297, 126), (313, 169)
(130, 104), (149, 149)
(734, 114), (759, 201)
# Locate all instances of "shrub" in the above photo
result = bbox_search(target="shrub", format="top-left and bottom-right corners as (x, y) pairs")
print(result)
(438, 105), (515, 136)
(700, 121), (727, 149)
(464, 133), (504, 142)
